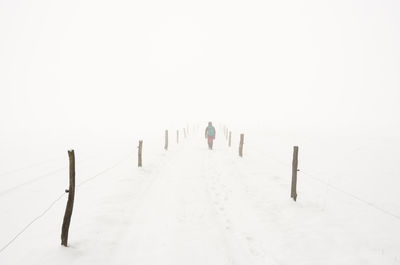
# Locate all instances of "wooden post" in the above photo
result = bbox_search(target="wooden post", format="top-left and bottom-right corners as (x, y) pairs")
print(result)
(291, 146), (299, 201)
(164, 130), (168, 150)
(184, 128), (187, 138)
(228, 131), (232, 147)
(138, 140), (143, 167)
(177, 130), (179, 144)
(239, 134), (244, 157)
(61, 150), (76, 247)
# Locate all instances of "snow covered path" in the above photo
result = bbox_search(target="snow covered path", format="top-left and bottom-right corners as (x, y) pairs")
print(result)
(111, 137), (276, 265)
(1, 132), (400, 265)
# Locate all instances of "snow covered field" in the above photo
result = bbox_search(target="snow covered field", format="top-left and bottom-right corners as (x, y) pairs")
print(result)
(1, 126), (399, 265)
(1, 1), (400, 263)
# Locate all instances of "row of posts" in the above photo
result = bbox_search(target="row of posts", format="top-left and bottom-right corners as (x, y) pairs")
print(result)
(164, 127), (190, 151)
(139, 127), (191, 168)
(222, 125), (243, 157)
(222, 125), (299, 202)
(61, 125), (299, 247)
(61, 126), (192, 247)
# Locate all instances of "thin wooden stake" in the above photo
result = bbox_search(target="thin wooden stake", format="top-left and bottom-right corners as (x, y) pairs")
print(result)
(239, 134), (244, 157)
(61, 150), (76, 247)
(291, 146), (299, 201)
(164, 130), (168, 150)
(229, 131), (232, 147)
(138, 140), (143, 167)
(177, 130), (179, 144)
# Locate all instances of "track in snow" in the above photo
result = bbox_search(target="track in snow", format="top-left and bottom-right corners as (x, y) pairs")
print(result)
(110, 136), (277, 265)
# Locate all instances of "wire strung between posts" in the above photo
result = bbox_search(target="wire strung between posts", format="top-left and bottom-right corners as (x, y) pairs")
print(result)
(0, 192), (66, 254)
(0, 154), (66, 178)
(0, 151), (104, 178)
(77, 151), (135, 188)
(0, 150), (134, 255)
(249, 147), (400, 221)
(0, 167), (68, 197)
(300, 170), (400, 221)
(0, 154), (102, 198)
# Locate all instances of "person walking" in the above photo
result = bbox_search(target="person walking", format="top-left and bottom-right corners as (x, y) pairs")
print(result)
(205, 121), (216, 150)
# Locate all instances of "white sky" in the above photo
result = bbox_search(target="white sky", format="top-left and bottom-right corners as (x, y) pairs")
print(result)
(1, 0), (399, 138)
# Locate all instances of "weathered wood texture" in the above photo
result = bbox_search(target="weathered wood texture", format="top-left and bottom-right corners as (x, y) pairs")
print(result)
(239, 134), (244, 157)
(164, 130), (168, 150)
(61, 150), (76, 247)
(291, 146), (299, 201)
(138, 140), (143, 167)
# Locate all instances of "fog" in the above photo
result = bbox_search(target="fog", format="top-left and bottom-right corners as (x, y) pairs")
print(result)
(2, 2), (400, 263)
(1, 0), (400, 140)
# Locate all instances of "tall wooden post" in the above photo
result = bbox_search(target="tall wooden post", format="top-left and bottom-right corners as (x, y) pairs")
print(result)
(239, 134), (244, 157)
(164, 130), (168, 150)
(177, 130), (179, 144)
(138, 140), (143, 167)
(61, 150), (76, 247)
(229, 131), (232, 147)
(291, 146), (299, 201)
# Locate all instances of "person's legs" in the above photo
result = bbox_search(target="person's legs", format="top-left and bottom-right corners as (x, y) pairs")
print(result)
(208, 137), (213, 149)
